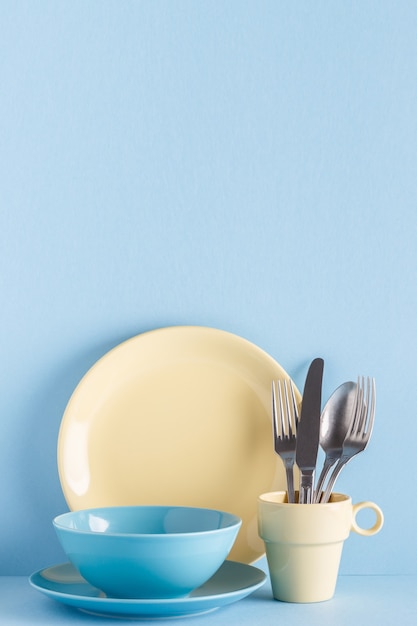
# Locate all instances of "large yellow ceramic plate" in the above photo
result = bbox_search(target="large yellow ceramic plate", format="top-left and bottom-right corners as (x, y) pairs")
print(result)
(57, 326), (300, 564)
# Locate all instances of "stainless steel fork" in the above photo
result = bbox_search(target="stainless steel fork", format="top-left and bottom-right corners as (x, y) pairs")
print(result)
(272, 379), (299, 503)
(320, 376), (376, 503)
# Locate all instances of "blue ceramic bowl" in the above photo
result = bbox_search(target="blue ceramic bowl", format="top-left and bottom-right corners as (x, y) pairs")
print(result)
(53, 505), (241, 599)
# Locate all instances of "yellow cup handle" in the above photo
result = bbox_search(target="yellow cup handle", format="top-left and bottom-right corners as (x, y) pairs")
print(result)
(351, 501), (384, 536)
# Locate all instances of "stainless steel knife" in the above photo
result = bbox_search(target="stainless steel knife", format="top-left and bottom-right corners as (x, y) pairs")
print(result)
(296, 357), (324, 504)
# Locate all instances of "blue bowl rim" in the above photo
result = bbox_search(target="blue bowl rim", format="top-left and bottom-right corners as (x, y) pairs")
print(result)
(53, 505), (242, 537)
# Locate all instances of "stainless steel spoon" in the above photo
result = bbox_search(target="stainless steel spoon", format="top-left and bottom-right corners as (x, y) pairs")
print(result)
(313, 381), (357, 502)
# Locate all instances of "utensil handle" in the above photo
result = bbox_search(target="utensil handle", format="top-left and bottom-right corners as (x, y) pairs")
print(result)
(299, 472), (314, 504)
(314, 457), (337, 503)
(285, 462), (295, 503)
(320, 457), (348, 503)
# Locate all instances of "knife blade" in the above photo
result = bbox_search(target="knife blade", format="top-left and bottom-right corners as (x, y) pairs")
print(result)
(296, 357), (324, 504)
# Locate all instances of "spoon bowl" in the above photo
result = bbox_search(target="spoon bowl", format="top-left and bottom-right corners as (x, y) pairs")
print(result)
(314, 381), (357, 502)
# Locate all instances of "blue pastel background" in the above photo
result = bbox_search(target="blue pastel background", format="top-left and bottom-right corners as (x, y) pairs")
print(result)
(1, 1), (416, 576)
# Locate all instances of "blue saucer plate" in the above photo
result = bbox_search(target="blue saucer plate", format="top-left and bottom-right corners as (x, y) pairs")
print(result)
(29, 560), (266, 619)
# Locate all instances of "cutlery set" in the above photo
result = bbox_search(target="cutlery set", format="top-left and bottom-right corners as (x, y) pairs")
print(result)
(272, 358), (376, 504)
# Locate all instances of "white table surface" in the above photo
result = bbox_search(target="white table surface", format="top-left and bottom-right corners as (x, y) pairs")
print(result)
(1, 558), (415, 626)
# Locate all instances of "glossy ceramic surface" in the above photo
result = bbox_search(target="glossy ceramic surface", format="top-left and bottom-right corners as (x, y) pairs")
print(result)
(258, 491), (384, 603)
(53, 505), (241, 599)
(57, 325), (300, 563)
(29, 561), (266, 619)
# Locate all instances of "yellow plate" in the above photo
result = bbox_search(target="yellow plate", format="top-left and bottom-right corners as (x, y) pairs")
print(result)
(57, 326), (300, 563)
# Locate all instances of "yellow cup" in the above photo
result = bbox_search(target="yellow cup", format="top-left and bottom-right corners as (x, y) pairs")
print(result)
(258, 491), (383, 603)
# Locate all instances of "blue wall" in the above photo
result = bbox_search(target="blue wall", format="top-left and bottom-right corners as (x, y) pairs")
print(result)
(1, 1), (416, 575)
